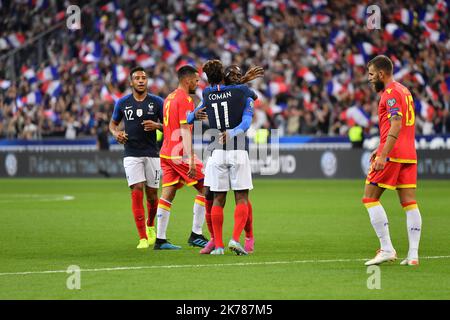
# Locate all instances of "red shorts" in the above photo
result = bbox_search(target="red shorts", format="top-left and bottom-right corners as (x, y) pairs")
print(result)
(161, 157), (204, 189)
(366, 161), (417, 190)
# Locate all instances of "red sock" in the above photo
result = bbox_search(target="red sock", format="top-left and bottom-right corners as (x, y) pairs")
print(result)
(244, 201), (253, 238)
(232, 203), (248, 242)
(146, 200), (157, 227)
(131, 189), (147, 239)
(205, 199), (214, 239)
(211, 206), (224, 248)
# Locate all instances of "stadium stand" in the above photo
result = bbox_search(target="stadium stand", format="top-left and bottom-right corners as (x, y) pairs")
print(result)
(0, 0), (449, 140)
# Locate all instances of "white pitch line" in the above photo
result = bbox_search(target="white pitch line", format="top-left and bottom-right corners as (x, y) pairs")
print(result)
(1, 255), (450, 277)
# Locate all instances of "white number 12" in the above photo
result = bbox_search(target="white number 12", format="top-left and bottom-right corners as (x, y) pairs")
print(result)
(211, 101), (229, 129)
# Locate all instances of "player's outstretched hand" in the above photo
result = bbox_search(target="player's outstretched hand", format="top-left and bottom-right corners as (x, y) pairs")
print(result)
(240, 66), (264, 83)
(114, 131), (128, 144)
(195, 107), (208, 121)
(142, 120), (160, 131)
(219, 131), (230, 145)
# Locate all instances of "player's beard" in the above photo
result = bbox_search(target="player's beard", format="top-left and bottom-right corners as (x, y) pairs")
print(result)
(134, 87), (147, 95)
(373, 79), (385, 92)
(189, 87), (196, 94)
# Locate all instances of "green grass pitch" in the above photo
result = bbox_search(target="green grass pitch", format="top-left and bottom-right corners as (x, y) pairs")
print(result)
(0, 178), (449, 300)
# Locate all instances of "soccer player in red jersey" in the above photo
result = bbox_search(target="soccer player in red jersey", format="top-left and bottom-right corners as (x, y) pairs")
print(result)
(154, 65), (208, 250)
(363, 55), (422, 266)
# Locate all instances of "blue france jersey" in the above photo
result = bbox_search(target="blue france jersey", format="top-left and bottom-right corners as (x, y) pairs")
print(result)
(112, 93), (164, 157)
(203, 84), (256, 151)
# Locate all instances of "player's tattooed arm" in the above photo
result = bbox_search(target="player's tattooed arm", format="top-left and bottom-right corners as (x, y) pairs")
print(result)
(374, 116), (402, 171)
(240, 66), (264, 84)
(109, 120), (128, 144)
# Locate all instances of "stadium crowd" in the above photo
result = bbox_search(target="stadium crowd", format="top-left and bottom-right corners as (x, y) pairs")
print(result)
(0, 0), (449, 140)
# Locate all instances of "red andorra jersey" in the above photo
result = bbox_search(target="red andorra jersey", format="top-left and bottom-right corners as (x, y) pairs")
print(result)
(377, 81), (417, 163)
(160, 88), (195, 159)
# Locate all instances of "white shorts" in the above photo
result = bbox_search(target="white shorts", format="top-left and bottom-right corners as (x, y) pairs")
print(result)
(123, 157), (161, 188)
(208, 150), (253, 192)
(203, 156), (213, 187)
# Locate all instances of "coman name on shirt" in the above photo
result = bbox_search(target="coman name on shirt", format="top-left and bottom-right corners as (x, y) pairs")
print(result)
(208, 91), (232, 100)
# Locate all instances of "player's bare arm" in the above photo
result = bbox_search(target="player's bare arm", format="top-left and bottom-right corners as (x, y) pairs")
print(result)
(109, 119), (128, 144)
(180, 123), (196, 178)
(240, 66), (264, 83)
(194, 106), (208, 121)
(142, 120), (163, 131)
(374, 115), (402, 171)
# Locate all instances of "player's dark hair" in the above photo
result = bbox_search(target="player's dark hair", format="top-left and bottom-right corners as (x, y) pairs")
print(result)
(177, 65), (198, 80)
(203, 60), (223, 85)
(368, 55), (393, 75)
(129, 66), (146, 79)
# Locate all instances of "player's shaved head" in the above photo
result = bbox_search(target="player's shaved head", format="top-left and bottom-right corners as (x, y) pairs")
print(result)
(368, 55), (393, 75)
(224, 65), (242, 85)
(177, 65), (198, 80)
(203, 60), (224, 85)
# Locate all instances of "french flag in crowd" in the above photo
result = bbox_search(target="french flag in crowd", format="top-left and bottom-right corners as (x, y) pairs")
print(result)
(268, 81), (289, 97)
(21, 65), (37, 83)
(224, 40), (240, 53)
(41, 80), (62, 97)
(444, 76), (450, 93)
(358, 42), (377, 62)
(347, 53), (365, 66)
(394, 66), (410, 81)
(88, 66), (101, 81)
(112, 65), (129, 83)
(329, 29), (346, 45)
(137, 54), (155, 68)
(412, 72), (425, 86)
(37, 66), (59, 81)
(101, 1), (118, 12)
(121, 46), (137, 62)
(21, 91), (43, 105)
(197, 0), (214, 23)
(117, 9), (129, 30)
(249, 15), (264, 28)
(163, 38), (188, 64)
(0, 80), (12, 90)
(7, 33), (26, 48)
(306, 13), (330, 25)
(352, 4), (366, 22)
(327, 78), (343, 97)
(415, 99), (434, 120)
(296, 67), (317, 83)
(384, 23), (407, 40)
(421, 22), (446, 43)
(152, 15), (162, 29)
(29, 0), (48, 9)
(346, 105), (370, 127)
(425, 85), (439, 101)
(101, 86), (114, 103)
(395, 8), (414, 26)
(174, 21), (189, 34)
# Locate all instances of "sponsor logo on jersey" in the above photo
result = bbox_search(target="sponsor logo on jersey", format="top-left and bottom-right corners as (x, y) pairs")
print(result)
(125, 105), (133, 109)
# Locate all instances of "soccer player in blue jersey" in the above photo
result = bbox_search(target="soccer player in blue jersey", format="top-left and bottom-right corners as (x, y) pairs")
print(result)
(190, 60), (260, 255)
(109, 66), (164, 249)
(189, 61), (262, 255)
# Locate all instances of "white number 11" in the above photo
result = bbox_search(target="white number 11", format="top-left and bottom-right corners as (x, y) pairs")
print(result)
(211, 101), (229, 129)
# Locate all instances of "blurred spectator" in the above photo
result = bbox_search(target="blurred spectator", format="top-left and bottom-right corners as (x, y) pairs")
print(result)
(0, 0), (449, 140)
